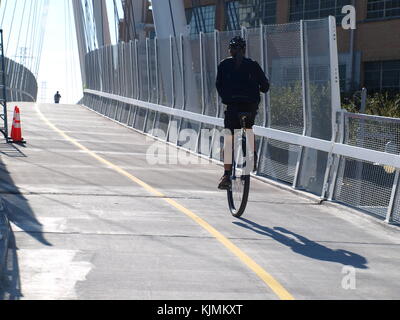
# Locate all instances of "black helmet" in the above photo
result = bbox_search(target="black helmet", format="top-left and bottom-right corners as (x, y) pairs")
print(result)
(229, 36), (246, 49)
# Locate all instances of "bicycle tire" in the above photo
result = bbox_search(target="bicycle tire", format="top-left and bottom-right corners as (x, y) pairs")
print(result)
(227, 173), (250, 218)
(227, 131), (251, 218)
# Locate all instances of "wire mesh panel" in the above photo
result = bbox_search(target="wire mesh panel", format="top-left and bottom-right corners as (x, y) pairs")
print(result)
(332, 112), (400, 219)
(134, 107), (147, 131)
(137, 40), (149, 102)
(124, 43), (133, 98)
(120, 104), (130, 124)
(112, 45), (120, 95)
(127, 106), (137, 127)
(131, 42), (138, 99)
(258, 138), (301, 185)
(334, 157), (395, 219)
(144, 110), (156, 133)
(157, 38), (173, 107)
(183, 35), (202, 113)
(178, 119), (200, 152)
(198, 123), (215, 157)
(172, 37), (184, 109)
(118, 45), (124, 96)
(303, 18), (332, 141)
(344, 113), (400, 154)
(167, 116), (180, 143)
(267, 19), (333, 195)
(154, 113), (170, 139)
(297, 149), (329, 195)
(211, 126), (225, 162)
(265, 22), (303, 134)
(246, 27), (265, 127)
(202, 33), (218, 117)
(148, 39), (158, 104)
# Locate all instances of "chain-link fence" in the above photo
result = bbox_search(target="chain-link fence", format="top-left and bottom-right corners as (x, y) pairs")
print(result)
(81, 17), (400, 225)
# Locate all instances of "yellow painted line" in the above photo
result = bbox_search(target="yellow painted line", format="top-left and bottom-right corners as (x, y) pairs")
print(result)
(35, 104), (295, 300)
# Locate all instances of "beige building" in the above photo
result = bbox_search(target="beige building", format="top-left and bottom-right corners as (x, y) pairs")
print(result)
(144, 0), (400, 93)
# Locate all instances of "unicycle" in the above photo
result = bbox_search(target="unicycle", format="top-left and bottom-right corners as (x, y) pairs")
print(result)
(227, 113), (252, 218)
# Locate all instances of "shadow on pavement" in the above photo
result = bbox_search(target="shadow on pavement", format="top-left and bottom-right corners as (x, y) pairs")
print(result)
(234, 218), (368, 269)
(0, 231), (22, 300)
(0, 142), (52, 300)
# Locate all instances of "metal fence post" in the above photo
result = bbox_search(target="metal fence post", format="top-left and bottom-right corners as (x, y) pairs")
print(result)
(195, 32), (206, 154)
(165, 35), (176, 143)
(180, 34), (185, 109)
(155, 37), (160, 105)
(328, 110), (346, 201)
(200, 32), (205, 116)
(126, 43), (133, 125)
(170, 35), (175, 109)
(150, 38), (158, 132)
(386, 170), (400, 223)
(135, 39), (140, 100)
(208, 29), (220, 158)
(293, 20), (307, 189)
(143, 38), (151, 132)
(257, 24), (268, 172)
(146, 38), (151, 103)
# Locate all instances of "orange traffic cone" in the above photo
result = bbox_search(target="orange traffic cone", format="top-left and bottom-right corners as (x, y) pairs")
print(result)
(10, 106), (25, 144)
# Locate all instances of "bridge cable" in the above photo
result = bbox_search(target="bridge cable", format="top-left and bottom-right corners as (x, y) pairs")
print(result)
(5, 0), (17, 57)
(0, 0), (8, 28)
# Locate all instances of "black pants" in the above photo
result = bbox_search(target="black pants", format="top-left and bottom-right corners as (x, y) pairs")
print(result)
(224, 103), (258, 131)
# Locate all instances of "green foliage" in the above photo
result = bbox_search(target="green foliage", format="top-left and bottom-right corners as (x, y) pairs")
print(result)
(270, 81), (332, 139)
(270, 82), (303, 132)
(342, 92), (400, 118)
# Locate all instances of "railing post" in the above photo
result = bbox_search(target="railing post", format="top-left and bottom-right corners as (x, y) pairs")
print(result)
(328, 110), (346, 201)
(257, 23), (268, 172)
(209, 29), (220, 158)
(143, 38), (151, 132)
(110, 46), (115, 95)
(180, 34), (185, 110)
(166, 35), (176, 143)
(170, 35), (175, 109)
(385, 168), (400, 223)
(200, 32), (205, 116)
(293, 20), (307, 189)
(135, 39), (140, 100)
(123, 43), (127, 97)
(146, 38), (151, 103)
(155, 37), (160, 105)
(151, 37), (159, 132)
(195, 32), (206, 154)
(126, 43), (133, 125)
(386, 170), (400, 223)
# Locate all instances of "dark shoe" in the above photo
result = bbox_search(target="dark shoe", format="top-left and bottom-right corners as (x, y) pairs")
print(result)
(218, 175), (231, 190)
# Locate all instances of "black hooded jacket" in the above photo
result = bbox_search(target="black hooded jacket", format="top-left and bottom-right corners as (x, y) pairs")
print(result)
(216, 57), (269, 105)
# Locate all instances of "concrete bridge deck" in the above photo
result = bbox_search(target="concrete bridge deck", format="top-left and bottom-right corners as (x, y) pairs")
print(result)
(0, 102), (399, 300)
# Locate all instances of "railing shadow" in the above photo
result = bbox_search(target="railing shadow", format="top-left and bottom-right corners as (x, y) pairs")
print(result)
(0, 142), (27, 158)
(0, 142), (52, 300)
(0, 231), (22, 300)
(233, 218), (368, 269)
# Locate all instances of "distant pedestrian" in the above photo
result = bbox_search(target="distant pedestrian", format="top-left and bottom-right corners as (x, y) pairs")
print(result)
(54, 91), (61, 104)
